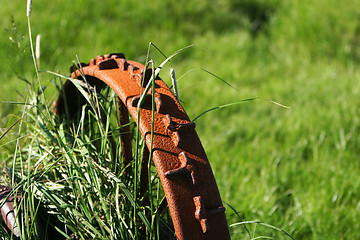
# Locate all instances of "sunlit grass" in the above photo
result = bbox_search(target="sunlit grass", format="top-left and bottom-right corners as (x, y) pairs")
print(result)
(1, 0), (360, 239)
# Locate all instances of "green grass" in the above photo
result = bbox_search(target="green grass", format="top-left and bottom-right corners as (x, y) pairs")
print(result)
(1, 0), (360, 239)
(0, 47), (174, 238)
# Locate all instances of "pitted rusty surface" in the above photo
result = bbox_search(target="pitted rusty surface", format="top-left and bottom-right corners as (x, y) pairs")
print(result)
(54, 53), (230, 240)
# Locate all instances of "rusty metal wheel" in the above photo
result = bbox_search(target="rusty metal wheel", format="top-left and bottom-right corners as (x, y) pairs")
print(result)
(1, 53), (230, 239)
(55, 53), (230, 240)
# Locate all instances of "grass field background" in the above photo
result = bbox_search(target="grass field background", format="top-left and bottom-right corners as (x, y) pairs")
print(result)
(1, 0), (360, 239)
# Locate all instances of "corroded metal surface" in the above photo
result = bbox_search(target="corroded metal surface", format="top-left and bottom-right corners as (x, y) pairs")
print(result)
(54, 53), (230, 239)
(118, 99), (133, 176)
(0, 53), (229, 239)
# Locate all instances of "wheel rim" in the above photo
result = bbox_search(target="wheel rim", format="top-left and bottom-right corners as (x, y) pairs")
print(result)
(2, 53), (230, 240)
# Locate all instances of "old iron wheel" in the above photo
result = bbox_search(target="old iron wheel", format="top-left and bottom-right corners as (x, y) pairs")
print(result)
(0, 53), (231, 239)
(56, 53), (230, 240)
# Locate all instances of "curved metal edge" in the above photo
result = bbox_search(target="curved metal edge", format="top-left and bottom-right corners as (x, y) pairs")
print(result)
(54, 53), (230, 240)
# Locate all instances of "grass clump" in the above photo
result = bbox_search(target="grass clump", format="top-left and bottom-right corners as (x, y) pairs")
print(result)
(1, 8), (174, 236)
(0, 69), (174, 239)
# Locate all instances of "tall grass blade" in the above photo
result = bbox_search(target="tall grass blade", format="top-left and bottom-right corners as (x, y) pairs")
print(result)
(193, 97), (290, 122)
(223, 201), (251, 238)
(176, 68), (237, 91)
(229, 221), (294, 240)
(192, 98), (257, 122)
(137, 44), (195, 109)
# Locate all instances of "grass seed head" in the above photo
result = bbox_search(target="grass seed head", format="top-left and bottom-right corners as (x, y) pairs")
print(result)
(26, 0), (32, 17)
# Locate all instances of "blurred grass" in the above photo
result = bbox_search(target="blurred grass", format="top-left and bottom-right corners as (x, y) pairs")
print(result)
(1, 0), (360, 239)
